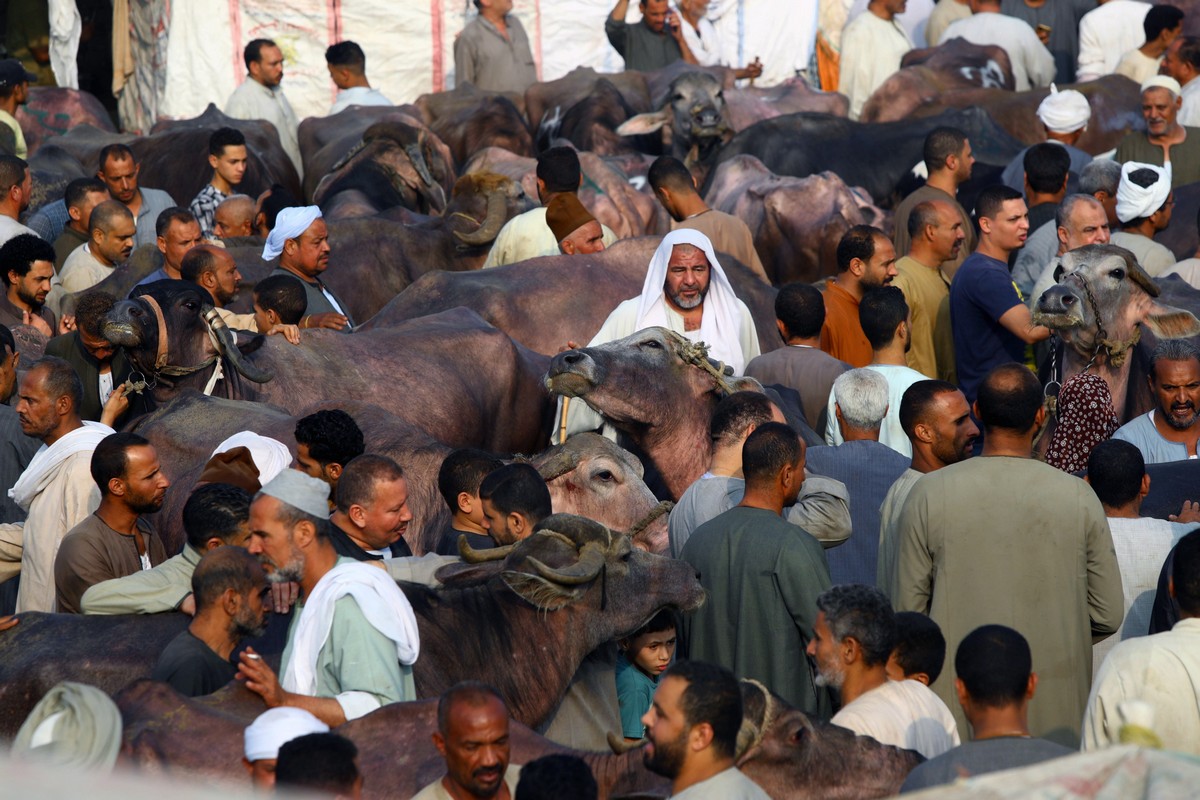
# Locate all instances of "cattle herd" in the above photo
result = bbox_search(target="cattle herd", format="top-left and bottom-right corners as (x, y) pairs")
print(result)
(3, 41), (1200, 799)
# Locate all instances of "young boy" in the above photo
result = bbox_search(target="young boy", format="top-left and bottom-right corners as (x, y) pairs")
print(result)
(617, 609), (678, 741)
(434, 448), (504, 555)
(253, 273), (307, 335)
(886, 611), (947, 687)
(191, 127), (248, 238)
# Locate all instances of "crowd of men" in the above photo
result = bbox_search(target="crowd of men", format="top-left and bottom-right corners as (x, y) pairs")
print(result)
(2, 2), (1200, 798)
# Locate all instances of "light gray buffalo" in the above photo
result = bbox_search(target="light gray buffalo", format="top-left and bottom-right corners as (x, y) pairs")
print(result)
(617, 71), (732, 183)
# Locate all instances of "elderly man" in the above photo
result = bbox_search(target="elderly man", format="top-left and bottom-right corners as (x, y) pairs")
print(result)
(1116, 5), (1184, 85)
(326, 41), (391, 114)
(893, 128), (976, 278)
(265, 206), (353, 331)
(243, 707), (330, 790)
(0, 357), (113, 612)
(134, 207), (203, 286)
(225, 40), (301, 176)
(1022, 193), (1113, 303)
(329, 455), (414, 561)
(683, 423), (833, 717)
(0, 233), (57, 336)
(877, 380), (977, 596)
(809, 584), (960, 758)
(95, 144), (176, 248)
(840, 0), (913, 120)
(0, 154), (34, 246)
(415, 682), (522, 799)
(189, 128), (248, 239)
(1162, 36), (1200, 127)
(607, 0), (694, 72)
(1110, 160), (1177, 276)
(895, 363), (1124, 746)
(1116, 76), (1200, 187)
(1001, 87), (1093, 195)
(152, 547), (269, 697)
(237, 469), (420, 726)
(545, 193), (606, 256)
(54, 432), (170, 613)
(455, 0), (538, 95)
(214, 195), (256, 240)
(52, 178), (109, 270)
(893, 201), (961, 381)
(821, 225), (897, 369)
(648, 155), (767, 282)
(1076, 0), (1152, 82)
(941, 0), (1053, 90)
(1114, 339), (1200, 462)
(55, 200), (136, 297)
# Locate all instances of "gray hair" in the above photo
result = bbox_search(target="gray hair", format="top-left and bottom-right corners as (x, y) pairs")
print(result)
(816, 584), (896, 667)
(832, 368), (889, 430)
(1079, 159), (1121, 196)
(1056, 193), (1104, 230)
(1150, 338), (1200, 378)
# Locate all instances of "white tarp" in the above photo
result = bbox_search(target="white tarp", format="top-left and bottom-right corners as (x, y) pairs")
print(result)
(114, 0), (818, 133)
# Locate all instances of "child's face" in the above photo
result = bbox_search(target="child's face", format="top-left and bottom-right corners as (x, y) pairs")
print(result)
(628, 627), (677, 678)
(253, 299), (274, 333)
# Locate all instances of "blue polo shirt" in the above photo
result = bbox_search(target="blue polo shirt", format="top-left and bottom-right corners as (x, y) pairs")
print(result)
(950, 252), (1025, 403)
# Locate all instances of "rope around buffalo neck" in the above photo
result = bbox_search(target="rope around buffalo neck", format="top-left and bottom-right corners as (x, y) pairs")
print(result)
(133, 296), (225, 396)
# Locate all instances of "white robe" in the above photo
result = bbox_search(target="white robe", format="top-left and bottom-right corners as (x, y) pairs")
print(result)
(1180, 77), (1200, 129)
(942, 12), (1055, 91)
(838, 11), (913, 119)
(1075, 0), (1150, 82)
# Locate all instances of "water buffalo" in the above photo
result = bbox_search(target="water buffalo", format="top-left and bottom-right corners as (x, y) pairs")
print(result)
(525, 66), (652, 141)
(0, 515), (703, 736)
(103, 287), (554, 455)
(617, 71), (733, 183)
(1034, 245), (1200, 422)
(415, 82), (534, 166)
(704, 156), (890, 284)
(17, 86), (115, 155)
(723, 78), (850, 130)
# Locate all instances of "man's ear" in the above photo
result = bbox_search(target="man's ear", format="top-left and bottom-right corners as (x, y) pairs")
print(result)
(208, 154), (220, 171)
(1026, 672), (1038, 700)
(509, 512), (527, 538)
(955, 677), (969, 710)
(203, 536), (225, 553)
(107, 477), (127, 497)
(348, 503), (367, 527)
(326, 462), (343, 482)
(1141, 472), (1152, 498)
(560, 239), (576, 256)
(432, 731), (446, 758)
(688, 721), (715, 753)
(912, 420), (935, 445)
(68, 205), (83, 222)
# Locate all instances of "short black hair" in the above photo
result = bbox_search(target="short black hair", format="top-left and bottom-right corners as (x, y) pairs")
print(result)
(1023, 143), (1072, 195)
(662, 660), (742, 760)
(1146, 4), (1185, 40)
(1086, 439), (1145, 509)
(28, 356), (83, 414)
(536, 147), (581, 194)
(741, 421), (802, 488)
(437, 448), (504, 512)
(859, 285), (908, 351)
(775, 282), (825, 339)
(179, 245), (220, 283)
(436, 681), (507, 735)
(155, 206), (197, 239)
(899, 380), (959, 439)
(892, 612), (947, 684)
(325, 41), (366, 71)
(243, 39), (277, 72)
(183, 482), (251, 550)
(836, 225), (884, 273)
(90, 432), (151, 494)
(923, 127), (967, 172)
(1176, 35), (1200, 71)
(97, 143), (135, 172)
(335, 454), (405, 513)
(191, 547), (262, 611)
(294, 409), (365, 467)
(74, 290), (117, 338)
(1173, 529), (1200, 615)
(515, 754), (598, 800)
(252, 274), (307, 325)
(275, 732), (359, 796)
(976, 184), (1025, 221)
(709, 391), (776, 447)
(975, 363), (1042, 433)
(63, 176), (107, 209)
(630, 607), (678, 639)
(816, 584), (896, 667)
(907, 200), (942, 240)
(0, 323), (13, 355)
(647, 155), (695, 194)
(208, 126), (246, 158)
(478, 463), (552, 525)
(955, 625), (1032, 708)
(0, 233), (55, 284)
(0, 154), (27, 193)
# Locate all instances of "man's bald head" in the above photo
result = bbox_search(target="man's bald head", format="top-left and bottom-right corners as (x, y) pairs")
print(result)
(215, 194), (256, 239)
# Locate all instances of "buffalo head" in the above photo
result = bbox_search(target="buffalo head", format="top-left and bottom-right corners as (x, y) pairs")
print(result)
(617, 72), (732, 171)
(1034, 244), (1200, 364)
(446, 171), (531, 248)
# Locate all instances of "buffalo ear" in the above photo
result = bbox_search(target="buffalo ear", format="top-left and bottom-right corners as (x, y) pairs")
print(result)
(236, 333), (267, 356)
(501, 570), (583, 611)
(1143, 302), (1200, 339)
(616, 110), (671, 136)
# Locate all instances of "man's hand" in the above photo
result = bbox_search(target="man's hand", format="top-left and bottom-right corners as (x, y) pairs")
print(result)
(58, 314), (75, 335)
(302, 313), (349, 331)
(558, 340), (581, 354)
(237, 647), (287, 708)
(266, 323), (302, 345)
(271, 581), (299, 613)
(665, 9), (685, 43)
(100, 383), (130, 427)
(0, 615), (17, 633)
(1169, 500), (1200, 524)
(736, 58), (764, 81)
(22, 309), (51, 338)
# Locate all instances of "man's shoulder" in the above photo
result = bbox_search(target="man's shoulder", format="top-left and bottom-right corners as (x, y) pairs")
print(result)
(60, 514), (106, 549)
(688, 506), (814, 554)
(1114, 410), (1155, 439)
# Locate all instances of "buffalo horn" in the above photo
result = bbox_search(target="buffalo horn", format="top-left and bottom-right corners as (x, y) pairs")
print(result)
(211, 318), (274, 384)
(404, 142), (447, 212)
(453, 189), (507, 246)
(533, 447), (581, 482)
(459, 536), (515, 563)
(526, 545), (606, 586)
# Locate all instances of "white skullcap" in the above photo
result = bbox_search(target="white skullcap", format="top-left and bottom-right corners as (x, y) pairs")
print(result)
(243, 707), (329, 762)
(1141, 75), (1182, 97)
(1036, 84), (1090, 134)
(262, 206), (322, 261)
(1116, 161), (1173, 223)
(259, 468), (330, 518)
(211, 432), (292, 486)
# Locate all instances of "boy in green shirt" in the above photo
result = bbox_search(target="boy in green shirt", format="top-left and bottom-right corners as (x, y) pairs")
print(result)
(616, 609), (678, 740)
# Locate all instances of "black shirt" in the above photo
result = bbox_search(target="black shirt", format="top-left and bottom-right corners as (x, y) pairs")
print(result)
(151, 630), (236, 697)
(434, 527), (498, 556)
(327, 522), (413, 561)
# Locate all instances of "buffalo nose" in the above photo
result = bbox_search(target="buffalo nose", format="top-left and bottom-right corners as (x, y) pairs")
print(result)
(562, 352), (584, 365)
(1036, 285), (1080, 315)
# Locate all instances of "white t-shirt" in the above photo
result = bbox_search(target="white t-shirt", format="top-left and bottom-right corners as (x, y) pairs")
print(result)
(98, 371), (114, 406)
(831, 679), (961, 758)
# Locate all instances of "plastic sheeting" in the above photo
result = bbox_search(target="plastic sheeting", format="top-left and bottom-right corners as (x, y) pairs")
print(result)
(112, 0), (818, 133)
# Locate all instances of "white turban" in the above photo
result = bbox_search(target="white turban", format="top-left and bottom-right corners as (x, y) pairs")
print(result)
(1116, 161), (1173, 223)
(262, 206), (322, 261)
(211, 432), (292, 486)
(1141, 74), (1182, 98)
(260, 468), (331, 519)
(1037, 84), (1090, 134)
(243, 707), (329, 762)
(12, 682), (122, 771)
(636, 229), (751, 373)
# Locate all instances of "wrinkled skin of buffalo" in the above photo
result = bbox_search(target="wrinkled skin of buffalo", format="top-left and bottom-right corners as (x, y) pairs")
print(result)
(27, 141), (86, 212)
(104, 288), (554, 455)
(705, 155), (890, 284)
(618, 71), (733, 184)
(16, 87), (115, 155)
(310, 115), (456, 218)
(525, 65), (652, 141)
(1034, 245), (1200, 423)
(706, 107), (1027, 207)
(298, 104), (422, 194)
(364, 237), (780, 357)
(724, 78), (849, 130)
(416, 82), (534, 166)
(861, 38), (1015, 123)
(556, 78), (664, 157)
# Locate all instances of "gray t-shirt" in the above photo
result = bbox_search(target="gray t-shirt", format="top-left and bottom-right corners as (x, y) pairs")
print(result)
(900, 737), (1074, 792)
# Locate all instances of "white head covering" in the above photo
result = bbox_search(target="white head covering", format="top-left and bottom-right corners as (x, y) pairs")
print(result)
(259, 468), (330, 518)
(243, 707), (329, 762)
(262, 206), (323, 261)
(1036, 84), (1090, 134)
(211, 432), (292, 486)
(1116, 161), (1173, 223)
(1141, 74), (1182, 98)
(12, 682), (122, 771)
(635, 229), (751, 373)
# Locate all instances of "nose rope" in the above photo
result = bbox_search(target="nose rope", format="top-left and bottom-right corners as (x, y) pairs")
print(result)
(133, 296), (225, 395)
